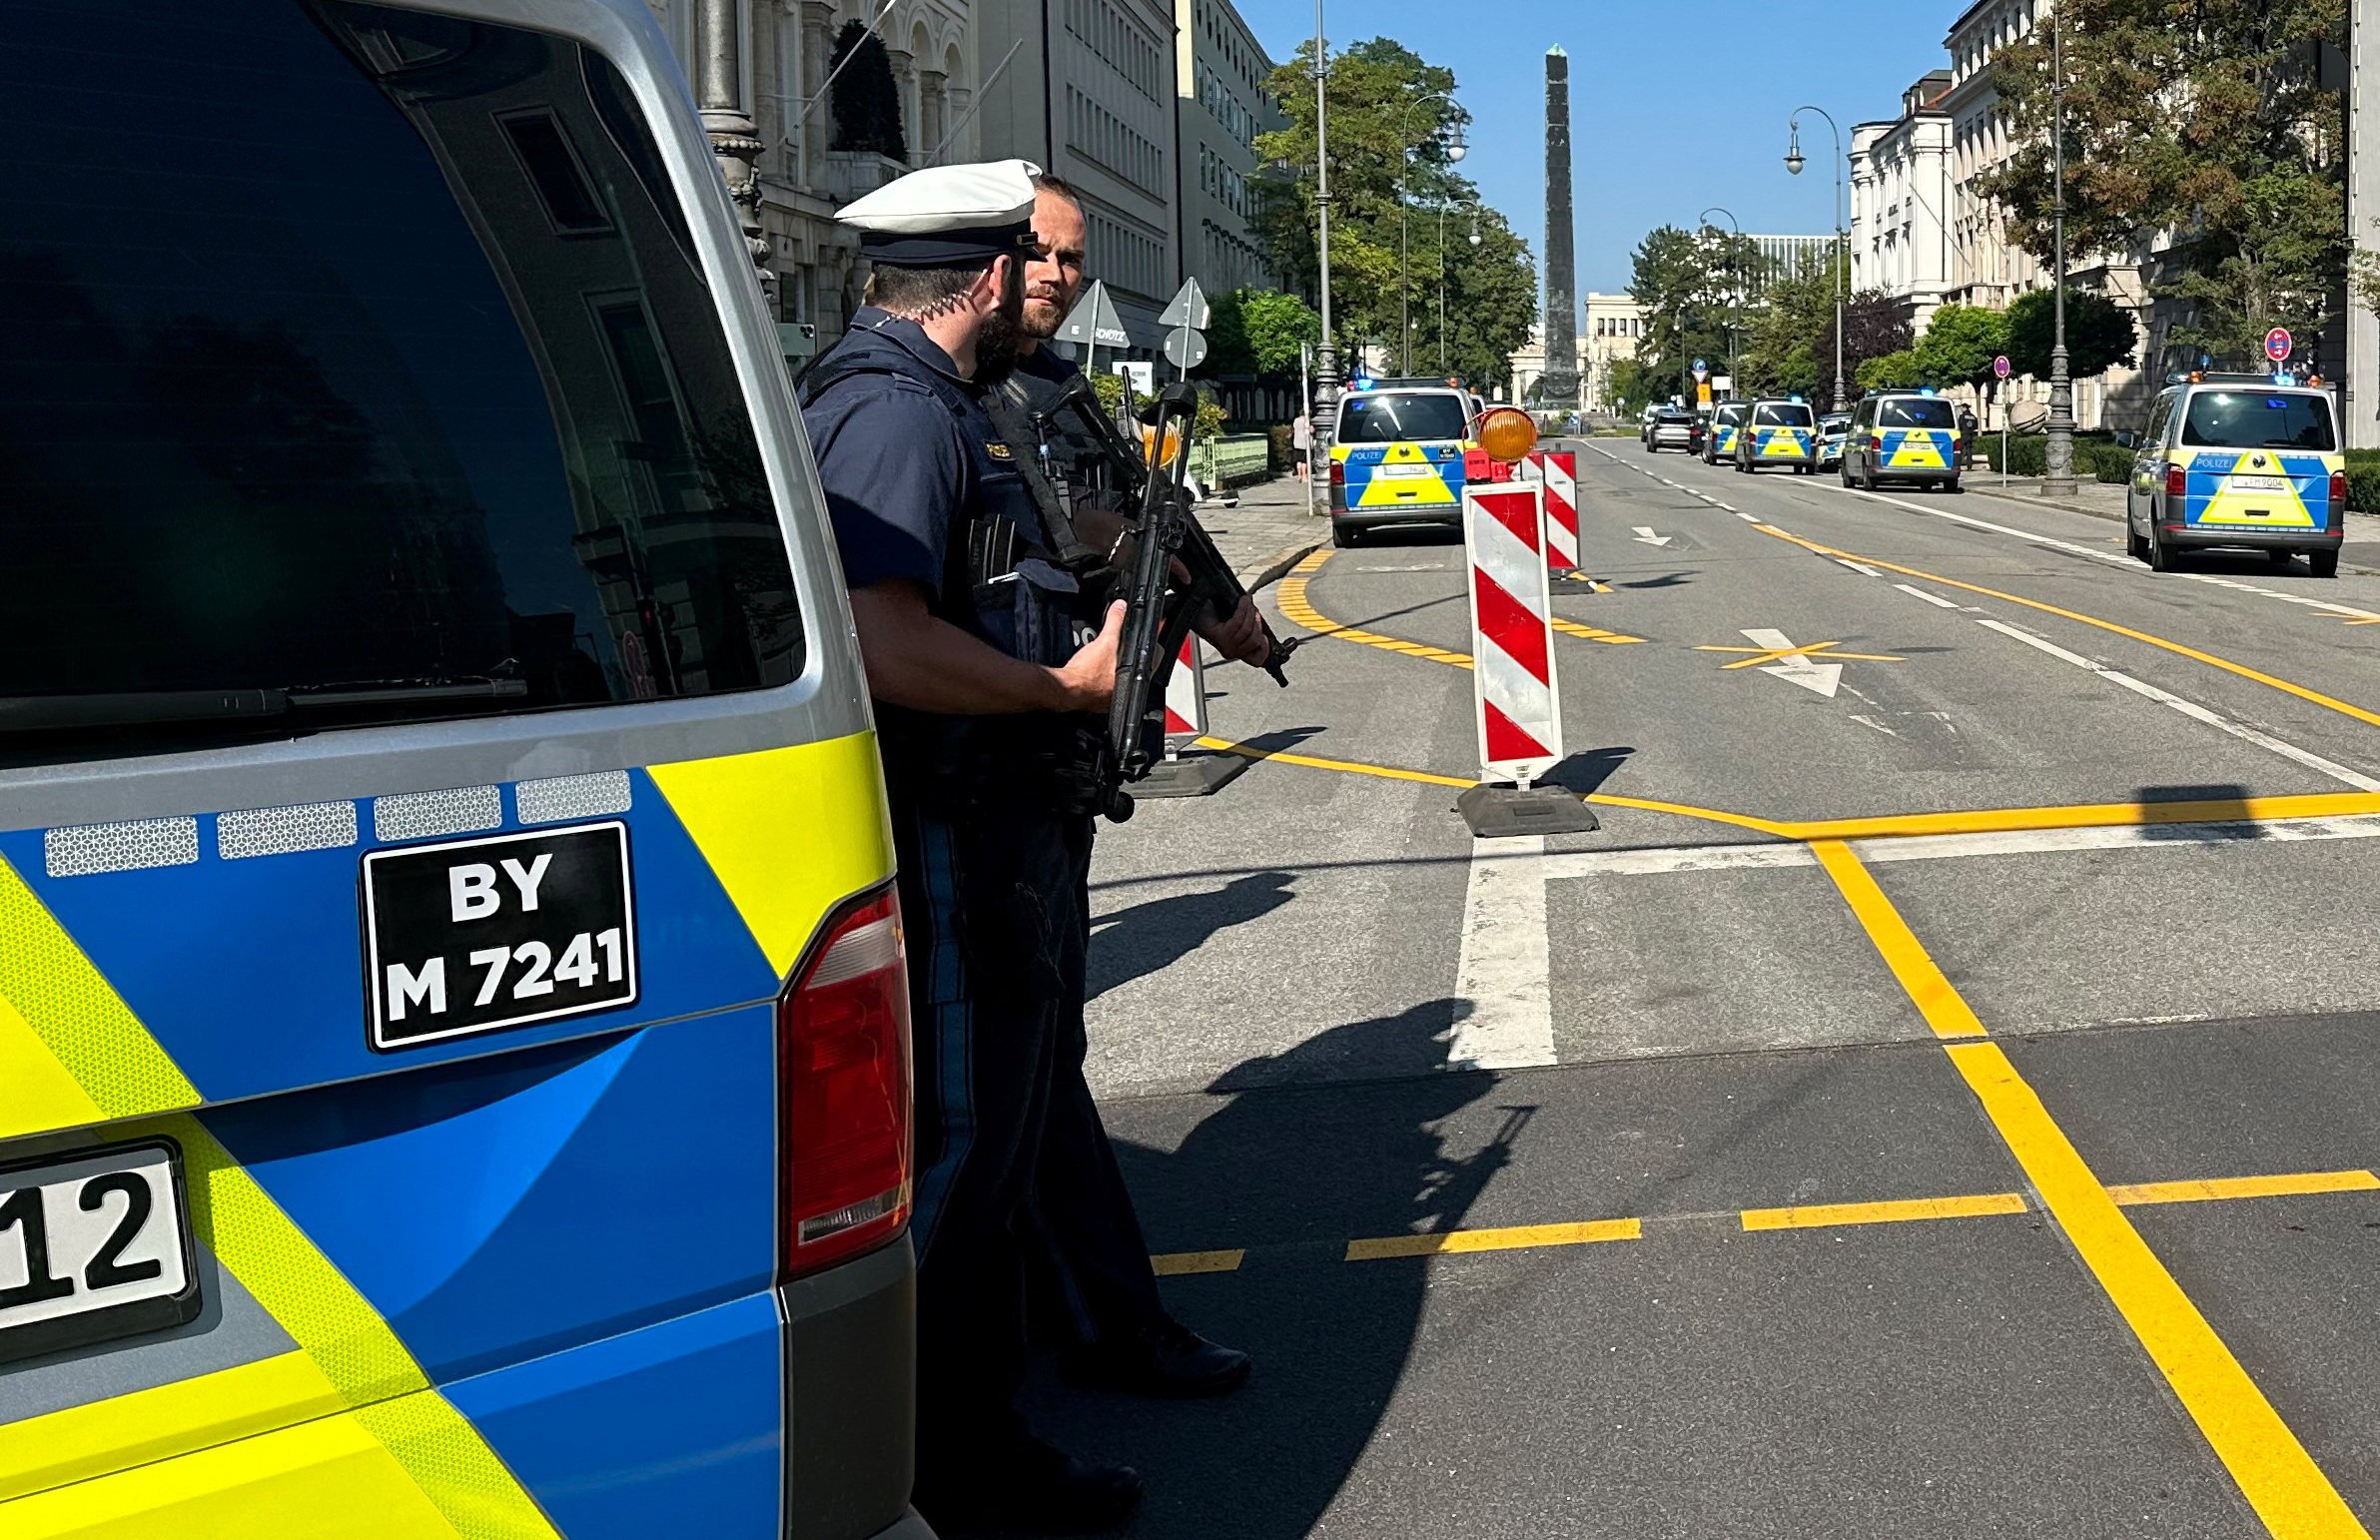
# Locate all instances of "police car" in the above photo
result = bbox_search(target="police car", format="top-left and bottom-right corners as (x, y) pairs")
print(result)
(2124, 373), (2345, 576)
(1843, 389), (1963, 492)
(1329, 384), (1475, 546)
(1735, 398), (1817, 474)
(1, 2), (928, 1535)
(1704, 400), (1751, 465)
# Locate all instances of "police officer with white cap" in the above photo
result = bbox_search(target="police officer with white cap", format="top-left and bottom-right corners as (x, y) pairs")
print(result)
(798, 159), (1143, 1532)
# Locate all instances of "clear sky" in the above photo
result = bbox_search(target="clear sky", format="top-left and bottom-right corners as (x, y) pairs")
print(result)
(1229, 0), (1958, 297)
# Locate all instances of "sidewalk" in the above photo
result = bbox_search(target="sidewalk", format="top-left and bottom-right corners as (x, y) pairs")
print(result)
(1198, 472), (1329, 590)
(1961, 470), (2128, 524)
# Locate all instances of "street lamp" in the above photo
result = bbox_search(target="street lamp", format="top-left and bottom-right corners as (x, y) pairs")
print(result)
(1399, 89), (1465, 375)
(1700, 204), (1741, 398)
(2042, 18), (2076, 495)
(1786, 106), (1847, 411)
(1308, 0), (1338, 519)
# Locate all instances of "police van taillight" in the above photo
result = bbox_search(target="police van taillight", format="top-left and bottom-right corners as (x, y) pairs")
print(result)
(778, 886), (912, 1282)
(2331, 468), (2348, 509)
(2166, 461), (2187, 498)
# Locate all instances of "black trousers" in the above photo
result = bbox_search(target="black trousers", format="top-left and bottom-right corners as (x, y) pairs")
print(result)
(896, 796), (1158, 1475)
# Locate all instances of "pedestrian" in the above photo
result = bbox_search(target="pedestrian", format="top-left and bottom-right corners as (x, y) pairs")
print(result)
(1292, 406), (1312, 481)
(796, 158), (1144, 1534)
(993, 172), (1261, 1398)
(1959, 400), (1981, 466)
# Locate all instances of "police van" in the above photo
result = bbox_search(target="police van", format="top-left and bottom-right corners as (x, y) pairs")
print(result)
(1735, 398), (1817, 474)
(1329, 384), (1475, 546)
(2124, 374), (2346, 576)
(1704, 399), (1751, 465)
(1843, 390), (1963, 492)
(1, 2), (926, 1536)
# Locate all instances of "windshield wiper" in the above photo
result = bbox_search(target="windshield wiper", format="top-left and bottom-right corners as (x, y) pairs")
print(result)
(0, 679), (528, 735)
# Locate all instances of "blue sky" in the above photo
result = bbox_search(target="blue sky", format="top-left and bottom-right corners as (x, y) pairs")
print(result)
(1230, 0), (1957, 295)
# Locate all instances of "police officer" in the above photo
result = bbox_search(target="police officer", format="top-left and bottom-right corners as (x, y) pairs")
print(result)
(999, 174), (1259, 1398)
(799, 160), (1141, 1533)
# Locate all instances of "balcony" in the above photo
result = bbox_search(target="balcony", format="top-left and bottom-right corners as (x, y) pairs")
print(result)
(820, 151), (910, 205)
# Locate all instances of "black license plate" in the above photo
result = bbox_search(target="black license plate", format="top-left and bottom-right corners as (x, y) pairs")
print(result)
(363, 823), (638, 1051)
(0, 1141), (200, 1366)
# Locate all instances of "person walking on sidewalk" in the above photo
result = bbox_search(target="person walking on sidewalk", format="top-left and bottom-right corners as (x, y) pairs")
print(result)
(1292, 408), (1312, 481)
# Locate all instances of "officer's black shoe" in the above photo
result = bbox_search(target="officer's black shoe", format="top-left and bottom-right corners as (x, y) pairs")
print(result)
(1071, 1317), (1253, 1398)
(916, 1438), (1144, 1535)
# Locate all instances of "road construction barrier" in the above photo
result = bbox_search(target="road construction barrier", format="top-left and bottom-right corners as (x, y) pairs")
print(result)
(1461, 479), (1565, 787)
(1162, 633), (1204, 755)
(1522, 449), (1580, 572)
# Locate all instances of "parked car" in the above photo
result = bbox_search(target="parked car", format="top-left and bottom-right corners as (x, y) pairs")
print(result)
(1815, 411), (1851, 471)
(2123, 373), (2344, 575)
(1645, 406), (1703, 454)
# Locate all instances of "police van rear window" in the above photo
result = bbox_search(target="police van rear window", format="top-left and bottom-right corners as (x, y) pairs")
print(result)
(2181, 391), (2336, 452)
(2, 0), (805, 761)
(1337, 393), (1471, 444)
(1754, 404), (1813, 426)
(1879, 398), (1957, 429)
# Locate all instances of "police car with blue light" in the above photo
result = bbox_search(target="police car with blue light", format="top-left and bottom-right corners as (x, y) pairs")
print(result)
(1842, 388), (1963, 492)
(1328, 377), (1477, 546)
(2123, 371), (2345, 576)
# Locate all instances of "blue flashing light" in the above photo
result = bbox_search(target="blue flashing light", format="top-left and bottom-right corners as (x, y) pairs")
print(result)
(2272, 370), (2295, 386)
(1788, 393), (1805, 403)
(1919, 385), (1938, 395)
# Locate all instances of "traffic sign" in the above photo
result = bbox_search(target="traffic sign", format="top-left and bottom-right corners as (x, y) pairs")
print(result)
(1159, 278), (1211, 332)
(1992, 354), (2011, 380)
(1692, 357), (1707, 372)
(1056, 281), (1131, 350)
(1162, 329), (1209, 371)
(2266, 327), (2293, 364)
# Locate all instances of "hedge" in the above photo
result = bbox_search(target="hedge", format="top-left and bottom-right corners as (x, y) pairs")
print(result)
(1975, 433), (2128, 482)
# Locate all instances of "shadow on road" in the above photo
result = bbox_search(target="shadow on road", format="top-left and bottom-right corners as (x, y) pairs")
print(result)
(2135, 782), (2266, 841)
(1541, 746), (1634, 797)
(1018, 1000), (1507, 1538)
(1088, 872), (1298, 1002)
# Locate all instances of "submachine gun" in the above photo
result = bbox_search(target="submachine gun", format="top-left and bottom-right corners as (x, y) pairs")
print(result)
(1039, 380), (1298, 822)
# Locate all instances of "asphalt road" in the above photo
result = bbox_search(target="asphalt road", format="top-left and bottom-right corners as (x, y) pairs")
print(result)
(1024, 441), (2380, 1540)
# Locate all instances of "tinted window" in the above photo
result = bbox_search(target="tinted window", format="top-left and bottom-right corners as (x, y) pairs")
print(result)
(1880, 397), (1957, 428)
(1755, 403), (1814, 426)
(2, 0), (803, 759)
(1716, 404), (1750, 425)
(2181, 390), (2336, 451)
(1337, 391), (1470, 443)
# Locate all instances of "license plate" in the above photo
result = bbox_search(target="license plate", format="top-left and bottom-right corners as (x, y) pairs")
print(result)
(364, 823), (638, 1051)
(1380, 463), (1431, 479)
(2229, 474), (2287, 493)
(0, 1142), (198, 1365)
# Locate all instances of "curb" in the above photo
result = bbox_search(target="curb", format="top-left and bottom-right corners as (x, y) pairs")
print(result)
(1237, 537), (1327, 593)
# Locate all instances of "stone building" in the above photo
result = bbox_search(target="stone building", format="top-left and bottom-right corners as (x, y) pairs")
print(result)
(1177, 0), (1280, 300)
(1849, 72), (1955, 334)
(1581, 294), (1647, 411)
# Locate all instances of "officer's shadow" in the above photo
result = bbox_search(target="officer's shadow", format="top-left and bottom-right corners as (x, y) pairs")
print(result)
(1086, 872), (1296, 1002)
(1023, 998), (1506, 1538)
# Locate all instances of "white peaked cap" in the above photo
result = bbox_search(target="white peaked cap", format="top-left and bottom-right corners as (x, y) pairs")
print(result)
(836, 158), (1044, 266)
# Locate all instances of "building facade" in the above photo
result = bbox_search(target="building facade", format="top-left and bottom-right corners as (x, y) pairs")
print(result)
(1582, 293), (1647, 411)
(974, 0), (1182, 349)
(1849, 72), (1955, 334)
(1745, 234), (1836, 296)
(1177, 0), (1280, 300)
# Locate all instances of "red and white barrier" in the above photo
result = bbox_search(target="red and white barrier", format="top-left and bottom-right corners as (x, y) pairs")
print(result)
(1522, 449), (1580, 572)
(1461, 481), (1564, 788)
(1161, 634), (1204, 757)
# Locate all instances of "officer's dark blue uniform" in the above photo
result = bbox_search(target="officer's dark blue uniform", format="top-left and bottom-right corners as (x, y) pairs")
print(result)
(800, 162), (1141, 1526)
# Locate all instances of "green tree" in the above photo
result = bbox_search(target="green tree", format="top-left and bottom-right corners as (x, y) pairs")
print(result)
(1739, 254), (1843, 399)
(1255, 40), (1534, 385)
(827, 22), (907, 161)
(1206, 288), (1320, 381)
(1627, 225), (1738, 396)
(1999, 287), (2139, 382)
(1979, 0), (2345, 368)
(1914, 304), (2008, 387)
(1857, 350), (1926, 392)
(1609, 358), (1674, 411)
(1819, 290), (1915, 401)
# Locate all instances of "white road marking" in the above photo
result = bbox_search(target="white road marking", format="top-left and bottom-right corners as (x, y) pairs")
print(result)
(1736, 626), (1844, 699)
(1535, 815), (2380, 882)
(1973, 618), (2380, 792)
(1449, 835), (1556, 1070)
(1632, 526), (1675, 547)
(1837, 558), (1884, 577)
(1736, 511), (1761, 522)
(1896, 582), (1964, 609)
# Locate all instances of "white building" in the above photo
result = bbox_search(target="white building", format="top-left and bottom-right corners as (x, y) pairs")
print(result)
(1745, 234), (1835, 296)
(974, 0), (1182, 350)
(1177, 0), (1281, 299)
(1582, 293), (1647, 411)
(1849, 72), (1956, 334)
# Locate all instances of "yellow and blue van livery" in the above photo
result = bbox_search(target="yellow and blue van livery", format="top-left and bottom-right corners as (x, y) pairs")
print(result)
(1329, 385), (1477, 546)
(1845, 392), (1963, 491)
(1705, 401), (1750, 464)
(1737, 400), (1816, 474)
(1, 1), (928, 1536)
(2127, 378), (2345, 575)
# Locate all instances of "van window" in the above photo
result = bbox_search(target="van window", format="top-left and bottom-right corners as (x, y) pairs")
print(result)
(1879, 397), (1957, 429)
(2, 0), (804, 761)
(1337, 391), (1469, 443)
(1715, 402), (1750, 424)
(2181, 390), (2337, 452)
(1754, 403), (1814, 426)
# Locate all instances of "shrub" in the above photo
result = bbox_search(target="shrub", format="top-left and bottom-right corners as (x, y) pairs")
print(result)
(1265, 423), (1294, 472)
(2349, 465), (2380, 514)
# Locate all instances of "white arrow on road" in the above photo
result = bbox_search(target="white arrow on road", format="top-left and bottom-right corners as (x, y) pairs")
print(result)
(1740, 627), (1842, 699)
(1631, 526), (1674, 547)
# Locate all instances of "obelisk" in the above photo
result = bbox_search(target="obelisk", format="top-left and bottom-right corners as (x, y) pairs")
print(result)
(1540, 46), (1579, 408)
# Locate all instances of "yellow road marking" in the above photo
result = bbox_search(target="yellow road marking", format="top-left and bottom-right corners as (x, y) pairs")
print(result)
(1278, 552), (1644, 665)
(1741, 1192), (2027, 1230)
(1695, 640), (1905, 669)
(1193, 736), (1474, 790)
(1754, 523), (2380, 734)
(1151, 1249), (1245, 1276)
(1776, 792), (2380, 843)
(1345, 1218), (1641, 1260)
(2109, 1170), (2380, 1207)
(1551, 618), (1647, 644)
(1815, 837), (2369, 1540)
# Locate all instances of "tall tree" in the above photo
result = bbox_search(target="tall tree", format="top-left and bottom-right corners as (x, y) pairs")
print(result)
(1738, 253), (1844, 399)
(2000, 287), (2139, 382)
(1817, 290), (1915, 399)
(827, 22), (907, 161)
(1979, 0), (2346, 368)
(1627, 225), (1733, 397)
(1915, 304), (2009, 387)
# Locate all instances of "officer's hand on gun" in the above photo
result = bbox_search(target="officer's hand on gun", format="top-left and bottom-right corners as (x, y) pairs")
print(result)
(1052, 600), (1128, 711)
(1196, 595), (1270, 667)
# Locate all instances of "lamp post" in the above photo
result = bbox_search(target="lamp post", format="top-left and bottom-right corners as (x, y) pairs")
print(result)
(1785, 106), (1847, 411)
(1700, 204), (1741, 396)
(1399, 89), (1466, 376)
(2042, 18), (2076, 495)
(1308, 0), (1337, 518)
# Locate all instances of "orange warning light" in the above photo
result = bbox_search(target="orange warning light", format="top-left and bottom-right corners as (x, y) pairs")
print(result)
(1476, 405), (1538, 464)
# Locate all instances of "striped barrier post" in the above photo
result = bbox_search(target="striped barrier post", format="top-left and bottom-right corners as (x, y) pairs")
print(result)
(1133, 634), (1249, 800)
(1161, 634), (1204, 757)
(1456, 479), (1600, 837)
(1522, 449), (1580, 573)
